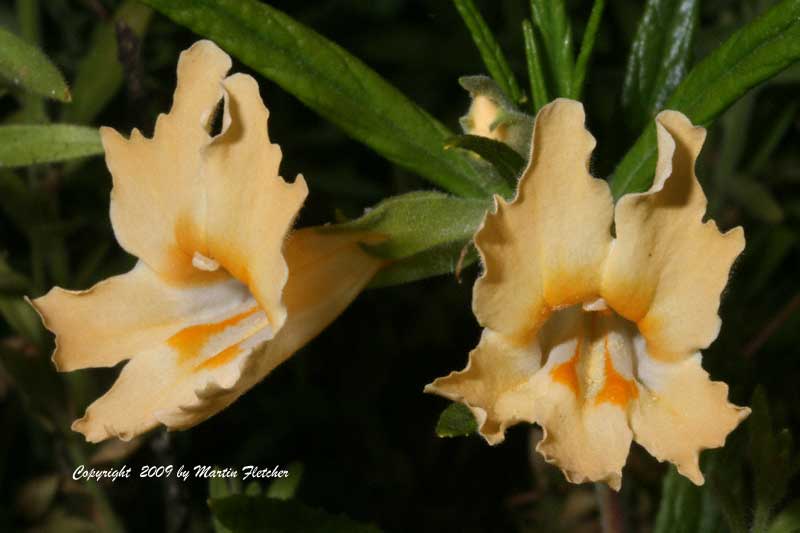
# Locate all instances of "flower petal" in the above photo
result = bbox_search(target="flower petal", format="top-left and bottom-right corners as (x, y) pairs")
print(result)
(528, 308), (635, 490)
(204, 72), (308, 330)
(30, 262), (253, 372)
(68, 229), (381, 441)
(102, 41), (307, 332)
(473, 99), (613, 343)
(602, 111), (745, 361)
(631, 352), (750, 484)
(161, 228), (384, 429)
(102, 40), (231, 283)
(530, 373), (632, 491)
(70, 288), (270, 442)
(424, 329), (542, 444)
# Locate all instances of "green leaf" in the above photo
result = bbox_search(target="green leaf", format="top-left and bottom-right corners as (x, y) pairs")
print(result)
(370, 240), (478, 288)
(747, 101), (799, 175)
(571, 0), (605, 100)
(330, 191), (489, 286)
(12, 0), (48, 123)
(746, 227), (798, 299)
(622, 0), (698, 130)
(0, 297), (45, 347)
(0, 256), (30, 292)
(653, 467), (699, 533)
(611, 0), (800, 197)
(141, 0), (493, 198)
(522, 19), (549, 112)
(435, 402), (478, 438)
(0, 125), (102, 167)
(749, 387), (796, 533)
(0, 343), (67, 429)
(655, 460), (739, 533)
(727, 176), (784, 223)
(209, 495), (382, 533)
(73, 242), (111, 289)
(332, 192), (489, 261)
(446, 134), (526, 186)
(17, 0), (41, 46)
(265, 462), (303, 501)
(452, 0), (522, 103)
(529, 0), (574, 97)
(767, 499), (800, 533)
(0, 26), (70, 102)
(62, 1), (152, 124)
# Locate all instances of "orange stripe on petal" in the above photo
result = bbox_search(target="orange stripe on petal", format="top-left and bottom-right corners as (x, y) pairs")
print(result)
(551, 340), (581, 396)
(168, 306), (259, 363)
(194, 344), (241, 371)
(595, 339), (638, 406)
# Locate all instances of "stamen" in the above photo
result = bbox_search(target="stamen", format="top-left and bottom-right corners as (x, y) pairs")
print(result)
(192, 252), (220, 271)
(582, 297), (609, 312)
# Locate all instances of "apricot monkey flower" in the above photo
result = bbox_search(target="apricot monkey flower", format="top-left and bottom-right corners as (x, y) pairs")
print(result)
(31, 41), (381, 442)
(426, 99), (749, 490)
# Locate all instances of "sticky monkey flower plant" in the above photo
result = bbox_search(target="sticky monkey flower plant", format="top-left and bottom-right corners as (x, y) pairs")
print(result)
(426, 99), (749, 490)
(30, 41), (381, 443)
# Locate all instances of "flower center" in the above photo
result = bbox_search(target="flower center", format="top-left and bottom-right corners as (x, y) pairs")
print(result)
(541, 303), (641, 407)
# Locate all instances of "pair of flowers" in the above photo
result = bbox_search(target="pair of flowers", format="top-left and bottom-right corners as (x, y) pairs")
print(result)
(32, 41), (748, 490)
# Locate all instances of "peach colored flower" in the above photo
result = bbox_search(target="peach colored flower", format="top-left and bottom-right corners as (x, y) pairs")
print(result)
(426, 99), (749, 489)
(31, 41), (381, 442)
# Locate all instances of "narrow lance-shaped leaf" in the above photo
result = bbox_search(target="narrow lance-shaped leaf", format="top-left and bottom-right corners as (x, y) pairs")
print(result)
(62, 1), (153, 124)
(571, 0), (606, 100)
(0, 256), (30, 292)
(622, 0), (698, 130)
(529, 0), (574, 97)
(0, 27), (70, 102)
(12, 0), (48, 124)
(141, 0), (494, 198)
(17, 0), (40, 45)
(0, 297), (45, 348)
(652, 466), (710, 533)
(522, 19), (549, 112)
(0, 125), (103, 168)
(747, 100), (799, 175)
(611, 0), (800, 197)
(453, 0), (522, 103)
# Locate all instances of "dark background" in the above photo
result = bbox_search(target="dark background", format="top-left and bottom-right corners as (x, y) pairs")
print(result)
(1, 1), (799, 532)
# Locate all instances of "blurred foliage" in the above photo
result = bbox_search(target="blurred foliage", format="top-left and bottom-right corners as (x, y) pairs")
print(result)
(0, 0), (798, 532)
